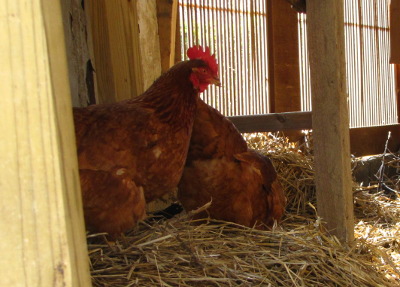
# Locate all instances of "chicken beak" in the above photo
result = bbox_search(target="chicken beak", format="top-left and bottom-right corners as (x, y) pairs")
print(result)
(210, 76), (221, 87)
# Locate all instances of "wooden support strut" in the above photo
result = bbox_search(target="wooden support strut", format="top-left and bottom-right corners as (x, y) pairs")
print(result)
(0, 0), (91, 285)
(306, 0), (354, 242)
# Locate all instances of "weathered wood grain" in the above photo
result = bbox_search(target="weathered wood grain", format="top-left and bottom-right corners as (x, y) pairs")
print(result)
(307, 0), (354, 242)
(0, 0), (91, 286)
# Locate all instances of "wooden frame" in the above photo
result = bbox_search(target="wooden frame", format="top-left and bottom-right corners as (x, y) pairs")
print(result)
(1, 0), (91, 285)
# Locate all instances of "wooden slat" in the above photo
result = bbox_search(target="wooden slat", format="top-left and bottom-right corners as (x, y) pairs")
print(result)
(178, 1), (269, 116)
(390, 0), (400, 63)
(86, 0), (143, 103)
(267, 0), (301, 113)
(0, 0), (91, 285)
(307, 0), (354, 242)
(228, 111), (312, 133)
(230, 112), (400, 157)
(137, 0), (162, 90)
(170, 0), (179, 67)
(350, 124), (400, 156)
(61, 0), (91, 107)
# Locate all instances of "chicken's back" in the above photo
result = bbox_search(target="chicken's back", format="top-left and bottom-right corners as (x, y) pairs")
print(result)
(179, 150), (285, 228)
(187, 99), (247, 161)
(178, 100), (286, 228)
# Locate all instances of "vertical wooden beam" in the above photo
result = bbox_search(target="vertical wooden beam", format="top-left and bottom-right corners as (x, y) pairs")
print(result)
(86, 0), (143, 103)
(61, 0), (92, 107)
(169, 0), (179, 67)
(267, 0), (301, 113)
(156, 0), (182, 73)
(307, 0), (354, 242)
(390, 0), (400, 64)
(267, 0), (303, 142)
(0, 0), (91, 286)
(137, 0), (162, 90)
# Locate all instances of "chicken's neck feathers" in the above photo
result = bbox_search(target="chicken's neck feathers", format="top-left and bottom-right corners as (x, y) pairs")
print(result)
(130, 61), (201, 130)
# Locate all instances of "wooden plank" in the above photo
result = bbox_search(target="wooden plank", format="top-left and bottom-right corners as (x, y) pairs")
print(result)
(86, 0), (115, 103)
(267, 0), (301, 113)
(86, 0), (143, 103)
(0, 0), (91, 286)
(61, 0), (92, 107)
(228, 111), (312, 133)
(230, 112), (400, 156)
(307, 0), (354, 242)
(137, 0), (162, 90)
(156, 0), (175, 72)
(350, 124), (400, 157)
(169, 0), (179, 67)
(390, 0), (400, 63)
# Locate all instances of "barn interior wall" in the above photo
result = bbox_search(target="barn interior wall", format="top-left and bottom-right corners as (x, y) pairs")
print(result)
(64, 0), (163, 107)
(63, 0), (400, 156)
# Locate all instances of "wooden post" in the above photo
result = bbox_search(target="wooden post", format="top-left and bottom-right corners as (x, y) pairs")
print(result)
(157, 0), (181, 72)
(169, 0), (179, 67)
(0, 0), (92, 286)
(86, 0), (144, 103)
(267, 0), (301, 114)
(390, 0), (400, 64)
(267, 0), (303, 142)
(306, 0), (354, 242)
(61, 0), (92, 107)
(137, 0), (162, 90)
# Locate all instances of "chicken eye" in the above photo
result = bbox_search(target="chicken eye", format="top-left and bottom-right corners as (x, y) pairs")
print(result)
(201, 68), (207, 73)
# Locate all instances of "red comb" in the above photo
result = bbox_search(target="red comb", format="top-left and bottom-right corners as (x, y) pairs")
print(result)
(187, 46), (219, 76)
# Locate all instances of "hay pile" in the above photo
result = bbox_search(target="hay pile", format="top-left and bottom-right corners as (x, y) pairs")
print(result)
(87, 132), (400, 286)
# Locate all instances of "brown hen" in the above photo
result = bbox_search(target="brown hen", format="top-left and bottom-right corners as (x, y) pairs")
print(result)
(74, 46), (220, 236)
(178, 100), (286, 228)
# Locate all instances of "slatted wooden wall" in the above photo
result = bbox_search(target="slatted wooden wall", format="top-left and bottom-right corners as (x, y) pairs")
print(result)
(299, 0), (398, 128)
(180, 0), (398, 129)
(179, 0), (270, 116)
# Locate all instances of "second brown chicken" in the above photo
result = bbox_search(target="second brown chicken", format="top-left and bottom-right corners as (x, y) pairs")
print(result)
(178, 100), (286, 229)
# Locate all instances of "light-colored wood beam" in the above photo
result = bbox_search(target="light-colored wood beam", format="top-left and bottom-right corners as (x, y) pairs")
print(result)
(169, 0), (179, 67)
(137, 0), (162, 90)
(86, 0), (143, 103)
(306, 0), (354, 242)
(0, 0), (91, 285)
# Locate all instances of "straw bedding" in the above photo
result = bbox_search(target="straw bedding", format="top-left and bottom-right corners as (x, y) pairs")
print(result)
(87, 132), (400, 286)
